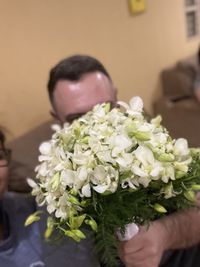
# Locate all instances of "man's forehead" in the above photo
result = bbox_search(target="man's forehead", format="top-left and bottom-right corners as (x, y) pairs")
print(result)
(52, 71), (116, 123)
(54, 71), (113, 93)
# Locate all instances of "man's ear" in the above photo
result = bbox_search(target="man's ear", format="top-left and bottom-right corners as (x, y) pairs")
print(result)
(113, 86), (118, 102)
(50, 110), (58, 120)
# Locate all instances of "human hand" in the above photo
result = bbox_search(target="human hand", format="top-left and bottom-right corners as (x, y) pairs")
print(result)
(196, 191), (200, 207)
(118, 221), (169, 267)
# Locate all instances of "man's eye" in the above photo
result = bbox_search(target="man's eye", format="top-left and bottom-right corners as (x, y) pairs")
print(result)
(65, 113), (86, 123)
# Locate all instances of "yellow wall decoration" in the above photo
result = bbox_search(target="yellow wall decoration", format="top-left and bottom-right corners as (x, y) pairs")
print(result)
(129, 0), (146, 14)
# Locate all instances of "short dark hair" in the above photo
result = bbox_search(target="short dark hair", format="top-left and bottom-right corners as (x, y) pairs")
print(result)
(0, 129), (5, 146)
(47, 55), (111, 103)
(198, 45), (200, 66)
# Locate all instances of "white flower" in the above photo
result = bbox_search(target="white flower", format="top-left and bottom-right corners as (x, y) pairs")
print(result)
(162, 182), (176, 199)
(27, 178), (37, 188)
(51, 124), (62, 132)
(113, 135), (132, 150)
(60, 169), (77, 187)
(94, 104), (106, 118)
(121, 178), (138, 189)
(39, 142), (51, 155)
(132, 145), (163, 183)
(93, 184), (109, 194)
(161, 165), (175, 183)
(81, 183), (91, 197)
(132, 165), (147, 177)
(96, 150), (114, 163)
(174, 138), (190, 157)
(117, 101), (130, 110)
(55, 207), (68, 219)
(129, 96), (143, 113)
(115, 153), (133, 168)
(134, 145), (155, 167)
(46, 194), (57, 214)
(31, 97), (193, 230)
(91, 165), (118, 194)
(35, 162), (49, 177)
(138, 176), (151, 188)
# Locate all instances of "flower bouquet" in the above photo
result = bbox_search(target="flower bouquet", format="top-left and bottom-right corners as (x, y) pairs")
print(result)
(26, 97), (200, 267)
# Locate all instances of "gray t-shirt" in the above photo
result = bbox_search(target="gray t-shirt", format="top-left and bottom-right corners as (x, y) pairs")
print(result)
(0, 192), (100, 267)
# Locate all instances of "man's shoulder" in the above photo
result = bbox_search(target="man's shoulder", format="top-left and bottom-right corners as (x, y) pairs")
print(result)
(8, 120), (55, 192)
(9, 120), (54, 151)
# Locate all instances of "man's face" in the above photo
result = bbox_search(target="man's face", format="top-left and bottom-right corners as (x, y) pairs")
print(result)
(52, 72), (117, 123)
(0, 143), (9, 199)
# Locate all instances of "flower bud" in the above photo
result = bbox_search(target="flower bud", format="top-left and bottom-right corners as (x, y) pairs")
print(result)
(157, 153), (175, 162)
(191, 184), (200, 191)
(153, 203), (167, 213)
(184, 190), (196, 202)
(134, 131), (150, 141)
(25, 211), (42, 226)
(85, 219), (98, 232)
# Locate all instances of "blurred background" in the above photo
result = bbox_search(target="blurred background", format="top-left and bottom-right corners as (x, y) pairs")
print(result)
(0, 0), (199, 142)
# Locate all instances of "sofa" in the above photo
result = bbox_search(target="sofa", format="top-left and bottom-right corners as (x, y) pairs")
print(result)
(8, 120), (54, 192)
(153, 55), (200, 147)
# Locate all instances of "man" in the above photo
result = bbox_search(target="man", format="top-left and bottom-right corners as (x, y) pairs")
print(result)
(0, 127), (100, 267)
(47, 55), (117, 124)
(8, 55), (117, 192)
(9, 55), (200, 267)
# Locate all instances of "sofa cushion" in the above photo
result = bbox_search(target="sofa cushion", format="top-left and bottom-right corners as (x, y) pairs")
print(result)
(153, 97), (200, 147)
(161, 55), (198, 99)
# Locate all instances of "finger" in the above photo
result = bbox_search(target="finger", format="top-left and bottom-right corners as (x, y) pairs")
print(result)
(126, 259), (159, 267)
(122, 237), (145, 254)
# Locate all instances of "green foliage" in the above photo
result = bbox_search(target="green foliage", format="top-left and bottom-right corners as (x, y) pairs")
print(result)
(83, 151), (200, 266)
(41, 151), (200, 267)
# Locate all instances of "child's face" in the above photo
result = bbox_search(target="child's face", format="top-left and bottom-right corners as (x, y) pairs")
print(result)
(0, 143), (9, 199)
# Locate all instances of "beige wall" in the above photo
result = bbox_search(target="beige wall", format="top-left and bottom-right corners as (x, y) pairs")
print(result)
(0, 0), (199, 140)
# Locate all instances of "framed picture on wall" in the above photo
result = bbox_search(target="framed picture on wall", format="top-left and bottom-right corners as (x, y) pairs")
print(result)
(129, 0), (146, 15)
